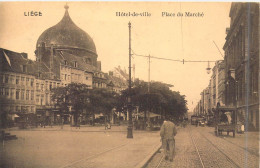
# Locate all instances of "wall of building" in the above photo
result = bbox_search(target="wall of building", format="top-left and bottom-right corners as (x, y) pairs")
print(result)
(0, 72), (36, 114)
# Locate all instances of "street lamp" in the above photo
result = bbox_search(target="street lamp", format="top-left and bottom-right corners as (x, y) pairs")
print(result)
(206, 61), (211, 74)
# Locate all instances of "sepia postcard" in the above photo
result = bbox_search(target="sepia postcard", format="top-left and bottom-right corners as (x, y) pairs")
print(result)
(0, 1), (259, 168)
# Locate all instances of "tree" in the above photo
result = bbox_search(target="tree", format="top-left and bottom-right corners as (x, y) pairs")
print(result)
(117, 80), (188, 122)
(88, 88), (118, 125)
(51, 83), (118, 126)
(51, 83), (90, 127)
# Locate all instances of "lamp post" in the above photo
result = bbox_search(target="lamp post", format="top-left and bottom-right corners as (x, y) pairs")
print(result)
(127, 22), (133, 138)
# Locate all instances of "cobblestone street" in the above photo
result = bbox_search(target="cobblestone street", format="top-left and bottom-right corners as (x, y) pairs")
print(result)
(146, 125), (259, 168)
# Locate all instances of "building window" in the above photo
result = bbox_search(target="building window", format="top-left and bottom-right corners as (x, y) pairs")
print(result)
(21, 77), (25, 85)
(22, 65), (27, 72)
(10, 75), (14, 84)
(45, 81), (49, 90)
(65, 74), (67, 81)
(16, 90), (20, 99)
(49, 82), (52, 90)
(46, 93), (49, 105)
(74, 61), (77, 68)
(21, 90), (25, 100)
(16, 76), (20, 84)
(0, 88), (4, 95)
(5, 75), (9, 83)
(5, 88), (9, 96)
(11, 88), (15, 99)
(31, 90), (34, 100)
(38, 72), (42, 78)
(36, 83), (39, 91)
(41, 84), (44, 91)
(64, 60), (68, 65)
(86, 76), (88, 80)
(41, 95), (44, 105)
(26, 78), (30, 86)
(36, 95), (40, 103)
(0, 74), (3, 83)
(26, 90), (29, 100)
(31, 79), (34, 87)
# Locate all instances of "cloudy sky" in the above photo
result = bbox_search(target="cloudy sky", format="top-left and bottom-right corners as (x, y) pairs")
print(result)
(0, 2), (231, 112)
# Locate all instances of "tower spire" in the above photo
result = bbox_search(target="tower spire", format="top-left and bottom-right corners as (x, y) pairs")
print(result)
(64, 3), (69, 10)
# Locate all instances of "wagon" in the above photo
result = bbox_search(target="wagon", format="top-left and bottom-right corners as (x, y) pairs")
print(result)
(213, 106), (237, 137)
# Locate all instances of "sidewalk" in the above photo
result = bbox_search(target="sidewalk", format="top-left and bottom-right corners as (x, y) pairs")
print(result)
(63, 132), (161, 168)
(1, 125), (161, 168)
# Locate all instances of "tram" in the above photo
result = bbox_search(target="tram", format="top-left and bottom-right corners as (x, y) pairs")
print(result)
(191, 115), (198, 125)
(213, 106), (237, 137)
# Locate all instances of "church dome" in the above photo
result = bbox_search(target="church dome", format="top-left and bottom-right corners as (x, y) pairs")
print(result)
(36, 5), (96, 55)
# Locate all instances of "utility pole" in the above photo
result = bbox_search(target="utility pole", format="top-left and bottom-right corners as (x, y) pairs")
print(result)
(147, 55), (151, 127)
(127, 22), (133, 138)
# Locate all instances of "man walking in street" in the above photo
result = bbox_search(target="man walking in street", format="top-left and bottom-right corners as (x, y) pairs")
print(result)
(160, 118), (177, 162)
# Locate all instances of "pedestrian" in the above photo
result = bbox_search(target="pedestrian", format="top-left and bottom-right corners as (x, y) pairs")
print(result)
(160, 118), (177, 162)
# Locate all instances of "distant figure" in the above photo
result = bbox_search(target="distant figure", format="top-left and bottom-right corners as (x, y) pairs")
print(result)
(160, 119), (177, 162)
(105, 121), (111, 130)
(220, 112), (228, 124)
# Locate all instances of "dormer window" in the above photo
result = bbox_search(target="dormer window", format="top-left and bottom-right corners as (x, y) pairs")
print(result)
(74, 61), (77, 68)
(64, 60), (68, 65)
(38, 72), (42, 78)
(22, 65), (27, 72)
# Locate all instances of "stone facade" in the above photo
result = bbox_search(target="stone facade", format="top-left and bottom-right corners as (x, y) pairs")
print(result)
(223, 2), (259, 130)
(194, 3), (259, 131)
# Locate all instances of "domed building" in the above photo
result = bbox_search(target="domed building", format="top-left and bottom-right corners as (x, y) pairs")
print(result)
(0, 4), (127, 127)
(35, 4), (106, 89)
(36, 4), (98, 67)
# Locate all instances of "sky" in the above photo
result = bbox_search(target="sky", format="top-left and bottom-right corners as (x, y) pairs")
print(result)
(0, 2), (231, 112)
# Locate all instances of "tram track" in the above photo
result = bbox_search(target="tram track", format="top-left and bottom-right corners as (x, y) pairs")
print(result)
(147, 125), (253, 168)
(154, 154), (164, 168)
(196, 129), (241, 168)
(189, 125), (241, 168)
(188, 126), (205, 168)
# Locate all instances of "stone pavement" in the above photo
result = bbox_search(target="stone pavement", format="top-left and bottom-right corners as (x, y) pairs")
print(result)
(1, 125), (161, 168)
(146, 125), (259, 168)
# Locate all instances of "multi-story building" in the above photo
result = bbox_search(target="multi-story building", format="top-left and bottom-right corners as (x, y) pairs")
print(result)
(106, 71), (128, 93)
(0, 5), (128, 127)
(223, 2), (259, 130)
(210, 60), (225, 109)
(194, 60), (225, 117)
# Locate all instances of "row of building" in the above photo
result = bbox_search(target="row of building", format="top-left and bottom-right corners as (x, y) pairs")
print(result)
(193, 3), (259, 131)
(0, 5), (128, 126)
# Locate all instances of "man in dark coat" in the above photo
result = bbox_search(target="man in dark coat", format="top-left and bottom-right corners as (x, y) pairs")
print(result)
(160, 119), (177, 161)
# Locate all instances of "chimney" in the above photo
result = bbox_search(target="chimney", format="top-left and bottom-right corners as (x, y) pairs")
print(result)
(97, 61), (101, 71)
(226, 28), (230, 35)
(109, 71), (113, 76)
(21, 52), (28, 59)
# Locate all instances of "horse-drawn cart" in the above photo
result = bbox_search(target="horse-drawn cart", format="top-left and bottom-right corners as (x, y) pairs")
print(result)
(214, 106), (237, 137)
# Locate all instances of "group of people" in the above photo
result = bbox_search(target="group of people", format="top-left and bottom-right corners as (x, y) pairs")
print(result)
(160, 118), (177, 162)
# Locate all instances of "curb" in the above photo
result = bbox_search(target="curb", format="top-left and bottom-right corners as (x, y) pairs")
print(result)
(134, 142), (162, 168)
